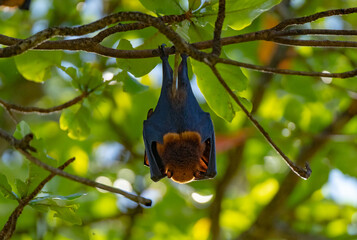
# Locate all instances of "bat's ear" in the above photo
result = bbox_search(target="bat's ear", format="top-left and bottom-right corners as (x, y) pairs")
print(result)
(147, 108), (153, 119)
(144, 153), (149, 166)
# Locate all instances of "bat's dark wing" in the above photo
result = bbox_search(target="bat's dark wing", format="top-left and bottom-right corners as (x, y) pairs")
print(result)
(19, 0), (31, 10)
(178, 55), (216, 180)
(143, 45), (174, 181)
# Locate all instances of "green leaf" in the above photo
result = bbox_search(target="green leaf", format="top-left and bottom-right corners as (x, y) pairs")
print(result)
(15, 179), (28, 198)
(195, 0), (282, 30)
(81, 64), (103, 91)
(188, 20), (214, 42)
(62, 66), (78, 81)
(14, 50), (62, 82)
(0, 173), (18, 200)
(239, 96), (253, 113)
(31, 193), (85, 203)
(192, 59), (248, 122)
(115, 71), (149, 94)
(51, 203), (82, 225)
(116, 39), (160, 78)
(139, 0), (184, 14)
(30, 198), (82, 225)
(189, 0), (202, 11)
(60, 64), (103, 91)
(60, 105), (91, 140)
(13, 121), (32, 140)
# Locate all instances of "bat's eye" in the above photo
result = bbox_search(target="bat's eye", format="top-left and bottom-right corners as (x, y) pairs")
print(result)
(167, 169), (173, 178)
(194, 171), (202, 178)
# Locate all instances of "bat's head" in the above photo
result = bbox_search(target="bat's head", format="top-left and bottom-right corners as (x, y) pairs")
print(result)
(156, 131), (209, 184)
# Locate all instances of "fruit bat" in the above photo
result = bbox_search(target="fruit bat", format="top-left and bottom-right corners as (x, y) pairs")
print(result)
(0, 0), (31, 10)
(143, 45), (216, 183)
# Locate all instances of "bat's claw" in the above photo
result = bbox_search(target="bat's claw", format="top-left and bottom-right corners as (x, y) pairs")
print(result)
(158, 44), (168, 59)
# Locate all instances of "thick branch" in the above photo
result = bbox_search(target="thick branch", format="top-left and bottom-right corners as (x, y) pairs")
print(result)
(211, 0), (225, 56)
(0, 11), (206, 60)
(92, 14), (187, 43)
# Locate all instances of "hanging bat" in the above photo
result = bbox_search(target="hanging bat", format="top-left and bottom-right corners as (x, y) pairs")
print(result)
(143, 45), (216, 183)
(0, 0), (31, 10)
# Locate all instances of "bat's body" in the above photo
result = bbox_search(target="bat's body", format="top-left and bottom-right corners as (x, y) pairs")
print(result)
(143, 45), (216, 183)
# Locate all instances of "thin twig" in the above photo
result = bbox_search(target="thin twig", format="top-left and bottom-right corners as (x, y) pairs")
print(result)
(0, 158), (75, 240)
(273, 7), (357, 30)
(273, 37), (357, 48)
(0, 92), (88, 114)
(217, 58), (357, 78)
(211, 0), (225, 56)
(209, 65), (312, 179)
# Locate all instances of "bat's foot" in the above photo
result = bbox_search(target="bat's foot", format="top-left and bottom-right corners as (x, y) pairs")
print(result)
(158, 44), (168, 59)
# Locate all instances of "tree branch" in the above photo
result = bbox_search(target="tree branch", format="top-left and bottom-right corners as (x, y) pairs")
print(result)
(1, 8), (356, 63)
(209, 65), (311, 179)
(0, 158), (75, 240)
(0, 91), (88, 114)
(211, 0), (225, 57)
(217, 58), (357, 78)
(0, 128), (152, 207)
(273, 37), (357, 48)
(210, 45), (290, 240)
(0, 11), (206, 60)
(238, 99), (357, 240)
(273, 7), (357, 30)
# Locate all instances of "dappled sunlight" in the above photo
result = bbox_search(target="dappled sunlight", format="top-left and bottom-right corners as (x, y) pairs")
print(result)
(192, 218), (210, 240)
(95, 176), (112, 193)
(221, 210), (251, 235)
(91, 195), (117, 218)
(141, 181), (167, 206)
(95, 142), (125, 167)
(251, 178), (279, 205)
(191, 192), (213, 204)
(114, 178), (138, 211)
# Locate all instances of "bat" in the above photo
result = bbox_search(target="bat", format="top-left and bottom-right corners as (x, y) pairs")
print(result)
(0, 0), (31, 9)
(143, 45), (216, 183)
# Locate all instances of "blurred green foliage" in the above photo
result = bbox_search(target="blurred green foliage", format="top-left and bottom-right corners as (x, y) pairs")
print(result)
(1, 0), (357, 239)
